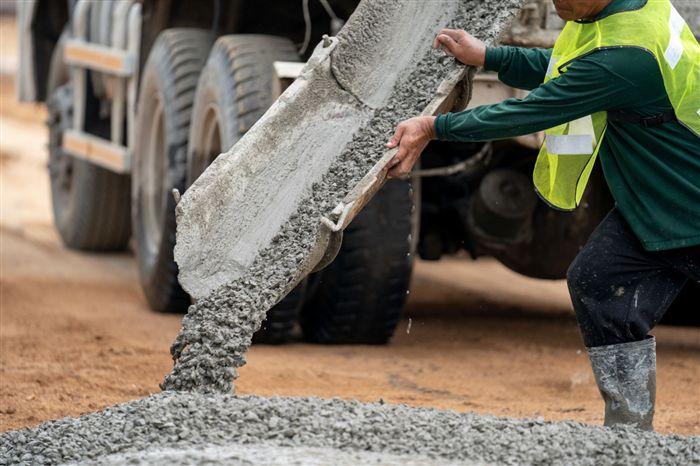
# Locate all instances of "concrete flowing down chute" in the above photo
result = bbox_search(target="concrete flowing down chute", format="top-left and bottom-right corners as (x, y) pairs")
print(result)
(164, 0), (523, 393)
(175, 0), (521, 299)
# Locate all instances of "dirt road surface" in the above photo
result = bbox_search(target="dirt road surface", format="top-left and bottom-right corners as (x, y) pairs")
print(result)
(1, 15), (698, 435)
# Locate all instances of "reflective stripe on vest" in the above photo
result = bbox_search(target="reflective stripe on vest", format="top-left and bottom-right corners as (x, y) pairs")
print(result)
(533, 0), (700, 211)
(545, 135), (594, 155)
(545, 115), (598, 155)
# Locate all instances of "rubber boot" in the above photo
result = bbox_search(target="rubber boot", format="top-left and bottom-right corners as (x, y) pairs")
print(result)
(587, 336), (656, 431)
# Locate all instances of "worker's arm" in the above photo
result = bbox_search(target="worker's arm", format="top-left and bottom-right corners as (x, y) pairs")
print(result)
(432, 29), (552, 90)
(484, 46), (552, 90)
(388, 48), (662, 178)
(435, 50), (646, 142)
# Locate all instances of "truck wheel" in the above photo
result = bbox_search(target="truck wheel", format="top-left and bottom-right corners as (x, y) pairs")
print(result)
(133, 29), (212, 312)
(187, 34), (304, 343)
(301, 179), (416, 344)
(47, 32), (131, 251)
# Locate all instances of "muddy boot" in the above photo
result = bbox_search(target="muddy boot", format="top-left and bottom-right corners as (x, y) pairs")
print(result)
(587, 336), (656, 430)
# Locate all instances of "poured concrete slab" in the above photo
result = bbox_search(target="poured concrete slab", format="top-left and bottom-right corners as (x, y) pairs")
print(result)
(2, 393), (696, 465)
(82, 444), (478, 466)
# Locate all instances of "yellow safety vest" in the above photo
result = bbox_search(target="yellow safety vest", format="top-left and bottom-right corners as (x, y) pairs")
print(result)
(533, 0), (700, 211)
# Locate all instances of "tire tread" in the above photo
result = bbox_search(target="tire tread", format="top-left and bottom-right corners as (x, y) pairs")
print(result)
(133, 28), (212, 312)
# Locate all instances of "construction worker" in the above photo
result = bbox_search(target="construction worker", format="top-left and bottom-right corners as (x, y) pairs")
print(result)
(387, 0), (699, 431)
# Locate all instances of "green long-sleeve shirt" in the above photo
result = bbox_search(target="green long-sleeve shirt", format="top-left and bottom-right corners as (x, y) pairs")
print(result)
(434, 0), (700, 251)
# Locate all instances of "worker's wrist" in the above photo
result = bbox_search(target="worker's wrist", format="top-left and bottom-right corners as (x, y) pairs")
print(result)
(425, 116), (437, 140)
(483, 47), (501, 71)
(433, 114), (449, 140)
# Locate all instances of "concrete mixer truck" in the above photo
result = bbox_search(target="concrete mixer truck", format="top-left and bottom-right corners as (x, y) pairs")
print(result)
(16, 0), (698, 344)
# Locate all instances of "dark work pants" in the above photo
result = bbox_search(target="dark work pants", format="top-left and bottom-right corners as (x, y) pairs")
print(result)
(567, 208), (700, 348)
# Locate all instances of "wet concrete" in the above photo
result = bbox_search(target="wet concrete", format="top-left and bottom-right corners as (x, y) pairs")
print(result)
(74, 444), (471, 466)
(163, 0), (523, 394)
(2, 393), (697, 465)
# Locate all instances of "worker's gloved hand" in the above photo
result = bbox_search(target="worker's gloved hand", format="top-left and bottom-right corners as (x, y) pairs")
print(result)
(433, 29), (486, 67)
(386, 116), (436, 179)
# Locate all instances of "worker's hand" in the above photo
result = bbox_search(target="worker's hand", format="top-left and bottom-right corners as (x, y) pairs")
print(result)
(433, 29), (486, 67)
(386, 116), (436, 179)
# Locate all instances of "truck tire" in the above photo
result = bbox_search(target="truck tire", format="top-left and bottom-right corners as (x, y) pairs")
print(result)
(133, 29), (212, 312)
(301, 179), (416, 344)
(47, 32), (131, 251)
(187, 34), (304, 343)
(493, 165), (614, 279)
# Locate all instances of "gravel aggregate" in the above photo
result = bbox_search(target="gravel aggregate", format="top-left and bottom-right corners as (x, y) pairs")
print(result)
(3, 393), (697, 465)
